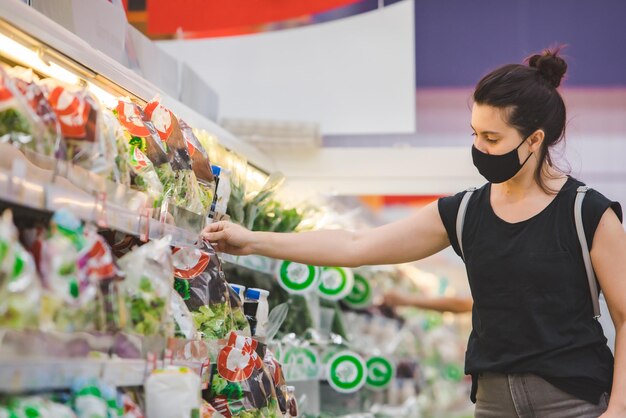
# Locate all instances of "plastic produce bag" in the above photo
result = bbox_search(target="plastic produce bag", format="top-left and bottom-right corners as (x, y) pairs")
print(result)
(263, 349), (288, 415)
(173, 245), (237, 340)
(5, 66), (63, 158)
(145, 366), (201, 418)
(115, 99), (172, 206)
(118, 236), (174, 336)
(0, 396), (77, 418)
(227, 284), (251, 336)
(0, 210), (42, 330)
(40, 79), (114, 176)
(73, 379), (121, 418)
(144, 99), (205, 215)
(38, 211), (104, 332)
(179, 119), (215, 213)
(209, 332), (281, 418)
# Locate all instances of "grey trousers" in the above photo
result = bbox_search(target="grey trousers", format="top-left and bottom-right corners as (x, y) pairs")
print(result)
(475, 373), (609, 418)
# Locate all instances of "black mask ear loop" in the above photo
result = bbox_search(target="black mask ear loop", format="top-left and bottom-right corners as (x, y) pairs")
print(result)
(517, 137), (534, 167)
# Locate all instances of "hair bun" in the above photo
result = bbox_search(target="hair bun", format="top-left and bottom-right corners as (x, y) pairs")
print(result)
(528, 49), (567, 88)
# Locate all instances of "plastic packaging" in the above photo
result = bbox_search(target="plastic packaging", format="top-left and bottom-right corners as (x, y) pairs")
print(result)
(178, 246), (238, 340)
(5, 66), (63, 158)
(227, 283), (251, 336)
(117, 237), (174, 336)
(243, 291), (259, 337)
(0, 210), (42, 330)
(0, 396), (77, 418)
(38, 211), (104, 332)
(145, 366), (201, 418)
(143, 99), (205, 215)
(180, 119), (215, 213)
(229, 284), (246, 302)
(40, 79), (114, 176)
(210, 332), (281, 418)
(286, 386), (298, 418)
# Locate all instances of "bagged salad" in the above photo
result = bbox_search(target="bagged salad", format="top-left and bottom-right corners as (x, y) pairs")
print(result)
(144, 99), (205, 215)
(40, 79), (115, 176)
(179, 118), (215, 213)
(209, 332), (281, 418)
(115, 99), (172, 207)
(117, 236), (174, 336)
(173, 245), (237, 340)
(38, 211), (105, 332)
(4, 66), (63, 158)
(0, 396), (77, 418)
(0, 210), (41, 330)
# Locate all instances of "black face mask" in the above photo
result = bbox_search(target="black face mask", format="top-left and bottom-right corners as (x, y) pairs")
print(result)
(471, 139), (533, 184)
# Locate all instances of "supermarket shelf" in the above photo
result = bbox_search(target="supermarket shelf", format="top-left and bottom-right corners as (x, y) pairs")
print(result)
(0, 145), (205, 249)
(0, 358), (147, 393)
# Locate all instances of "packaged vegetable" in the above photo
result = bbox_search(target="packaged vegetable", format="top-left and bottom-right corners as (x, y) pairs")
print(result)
(115, 99), (172, 206)
(0, 67), (42, 152)
(263, 349), (288, 415)
(38, 211), (104, 332)
(210, 333), (281, 418)
(118, 236), (174, 336)
(40, 79), (114, 176)
(173, 245), (238, 340)
(144, 99), (206, 215)
(6, 66), (64, 158)
(180, 119), (215, 212)
(0, 210), (41, 330)
(0, 396), (77, 418)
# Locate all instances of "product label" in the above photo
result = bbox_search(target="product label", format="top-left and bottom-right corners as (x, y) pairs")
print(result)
(144, 100), (174, 141)
(217, 332), (263, 382)
(343, 273), (372, 308)
(116, 100), (150, 137)
(276, 261), (320, 294)
(317, 266), (354, 301)
(282, 346), (320, 382)
(326, 351), (367, 393)
(366, 356), (395, 390)
(49, 86), (90, 138)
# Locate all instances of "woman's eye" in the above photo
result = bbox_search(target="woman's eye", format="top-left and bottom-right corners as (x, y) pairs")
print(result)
(486, 138), (498, 143)
(471, 132), (477, 137)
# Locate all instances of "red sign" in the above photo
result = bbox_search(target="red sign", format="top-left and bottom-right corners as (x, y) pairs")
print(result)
(147, 0), (360, 36)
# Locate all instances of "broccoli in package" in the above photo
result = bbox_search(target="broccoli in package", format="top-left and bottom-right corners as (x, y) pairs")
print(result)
(118, 236), (174, 336)
(210, 332), (282, 418)
(173, 245), (238, 340)
(0, 210), (42, 330)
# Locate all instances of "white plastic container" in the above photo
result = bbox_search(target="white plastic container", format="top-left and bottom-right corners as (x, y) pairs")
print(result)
(145, 366), (201, 418)
(246, 288), (270, 339)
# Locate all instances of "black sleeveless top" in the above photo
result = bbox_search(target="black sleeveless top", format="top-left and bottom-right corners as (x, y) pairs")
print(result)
(438, 176), (622, 404)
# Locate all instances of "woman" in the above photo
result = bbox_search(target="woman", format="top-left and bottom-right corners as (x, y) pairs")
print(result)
(203, 49), (626, 418)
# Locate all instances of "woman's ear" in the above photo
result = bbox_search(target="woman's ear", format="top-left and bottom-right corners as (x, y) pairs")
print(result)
(528, 129), (545, 152)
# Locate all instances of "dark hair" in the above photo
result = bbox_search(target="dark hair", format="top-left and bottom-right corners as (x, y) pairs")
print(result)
(473, 48), (568, 193)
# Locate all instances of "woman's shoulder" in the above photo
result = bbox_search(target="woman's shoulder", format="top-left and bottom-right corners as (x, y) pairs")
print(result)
(565, 176), (623, 222)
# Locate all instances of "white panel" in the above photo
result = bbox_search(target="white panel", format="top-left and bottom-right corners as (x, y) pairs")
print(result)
(158, 1), (416, 135)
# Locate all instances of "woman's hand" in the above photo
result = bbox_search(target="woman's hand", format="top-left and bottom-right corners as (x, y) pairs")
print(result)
(201, 221), (255, 255)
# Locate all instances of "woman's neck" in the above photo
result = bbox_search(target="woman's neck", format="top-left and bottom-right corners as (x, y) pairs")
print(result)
(492, 164), (566, 201)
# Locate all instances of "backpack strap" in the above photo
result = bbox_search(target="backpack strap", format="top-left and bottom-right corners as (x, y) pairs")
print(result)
(455, 187), (476, 262)
(574, 186), (602, 318)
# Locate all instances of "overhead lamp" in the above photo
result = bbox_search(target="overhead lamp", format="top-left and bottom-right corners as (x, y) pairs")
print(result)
(0, 32), (80, 85)
(87, 81), (119, 108)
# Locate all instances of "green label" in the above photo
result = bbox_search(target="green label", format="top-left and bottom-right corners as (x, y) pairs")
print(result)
(282, 347), (320, 381)
(366, 356), (395, 389)
(317, 267), (354, 300)
(326, 351), (366, 393)
(343, 273), (372, 308)
(276, 261), (320, 294)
